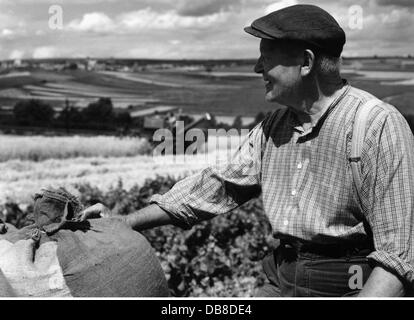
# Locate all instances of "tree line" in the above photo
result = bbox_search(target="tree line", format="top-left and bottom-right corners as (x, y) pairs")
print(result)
(8, 98), (132, 132)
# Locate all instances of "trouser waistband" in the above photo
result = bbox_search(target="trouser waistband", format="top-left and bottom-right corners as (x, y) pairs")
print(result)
(279, 238), (374, 258)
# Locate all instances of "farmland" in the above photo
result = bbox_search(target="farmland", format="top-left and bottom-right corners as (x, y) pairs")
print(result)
(0, 154), (201, 205)
(0, 133), (241, 205)
(1, 58), (414, 122)
(0, 135), (151, 162)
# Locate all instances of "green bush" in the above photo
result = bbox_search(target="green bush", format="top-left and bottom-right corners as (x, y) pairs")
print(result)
(1, 176), (274, 297)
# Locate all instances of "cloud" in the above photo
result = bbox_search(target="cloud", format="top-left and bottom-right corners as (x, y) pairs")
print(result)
(120, 8), (228, 29)
(376, 0), (414, 7)
(67, 12), (115, 32)
(0, 27), (27, 40)
(380, 9), (414, 27)
(1, 29), (14, 38)
(9, 49), (25, 60)
(177, 0), (242, 17)
(32, 46), (58, 59)
(67, 8), (229, 33)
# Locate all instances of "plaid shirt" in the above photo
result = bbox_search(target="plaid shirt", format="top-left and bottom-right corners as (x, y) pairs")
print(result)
(150, 84), (414, 284)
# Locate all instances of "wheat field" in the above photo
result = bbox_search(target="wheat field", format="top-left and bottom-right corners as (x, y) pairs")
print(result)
(0, 135), (152, 161)
(0, 134), (244, 205)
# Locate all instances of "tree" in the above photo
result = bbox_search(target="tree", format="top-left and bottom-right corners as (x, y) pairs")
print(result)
(58, 99), (83, 131)
(13, 99), (55, 126)
(82, 97), (114, 123)
(232, 115), (243, 130)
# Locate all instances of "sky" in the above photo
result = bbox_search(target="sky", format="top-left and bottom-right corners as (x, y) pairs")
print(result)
(0, 0), (413, 60)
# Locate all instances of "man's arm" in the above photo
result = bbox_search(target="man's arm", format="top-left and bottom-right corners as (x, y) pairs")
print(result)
(81, 120), (267, 230)
(124, 204), (173, 231)
(360, 108), (414, 295)
(358, 266), (405, 297)
(80, 203), (173, 231)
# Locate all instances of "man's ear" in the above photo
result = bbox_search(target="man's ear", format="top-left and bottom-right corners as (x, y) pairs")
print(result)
(301, 49), (315, 77)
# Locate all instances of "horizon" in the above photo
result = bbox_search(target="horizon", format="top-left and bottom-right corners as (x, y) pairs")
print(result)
(2, 54), (414, 64)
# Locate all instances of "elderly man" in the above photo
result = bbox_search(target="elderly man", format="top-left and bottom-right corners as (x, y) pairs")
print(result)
(82, 5), (414, 297)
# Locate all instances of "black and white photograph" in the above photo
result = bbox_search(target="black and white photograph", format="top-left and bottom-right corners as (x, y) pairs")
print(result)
(0, 0), (414, 303)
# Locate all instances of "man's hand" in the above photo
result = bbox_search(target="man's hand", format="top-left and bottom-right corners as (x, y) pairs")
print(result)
(79, 203), (113, 221)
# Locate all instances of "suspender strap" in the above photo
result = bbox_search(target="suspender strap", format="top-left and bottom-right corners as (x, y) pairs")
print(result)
(350, 98), (382, 198)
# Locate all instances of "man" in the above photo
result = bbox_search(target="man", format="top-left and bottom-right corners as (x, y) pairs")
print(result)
(82, 5), (414, 297)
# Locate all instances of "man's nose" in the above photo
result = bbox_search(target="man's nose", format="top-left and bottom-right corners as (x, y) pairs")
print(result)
(254, 56), (264, 74)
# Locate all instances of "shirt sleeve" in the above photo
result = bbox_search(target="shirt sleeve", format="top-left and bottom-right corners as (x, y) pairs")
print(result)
(360, 106), (414, 286)
(149, 122), (265, 229)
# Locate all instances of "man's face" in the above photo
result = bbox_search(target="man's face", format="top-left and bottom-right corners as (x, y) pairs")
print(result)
(254, 39), (303, 107)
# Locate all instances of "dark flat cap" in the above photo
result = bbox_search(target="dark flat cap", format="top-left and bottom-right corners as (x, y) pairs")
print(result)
(244, 4), (346, 57)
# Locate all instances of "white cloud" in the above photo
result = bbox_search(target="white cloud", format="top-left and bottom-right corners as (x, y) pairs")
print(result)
(9, 49), (25, 60)
(67, 12), (115, 32)
(67, 8), (230, 34)
(169, 39), (181, 45)
(32, 46), (58, 59)
(177, 0), (242, 16)
(0, 27), (28, 40)
(120, 8), (228, 29)
(1, 29), (14, 38)
(380, 9), (414, 27)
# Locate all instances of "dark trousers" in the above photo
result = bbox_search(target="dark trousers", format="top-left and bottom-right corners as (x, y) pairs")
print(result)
(256, 242), (374, 297)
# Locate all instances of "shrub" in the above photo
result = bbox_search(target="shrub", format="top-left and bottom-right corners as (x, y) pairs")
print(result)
(13, 99), (55, 126)
(82, 97), (114, 124)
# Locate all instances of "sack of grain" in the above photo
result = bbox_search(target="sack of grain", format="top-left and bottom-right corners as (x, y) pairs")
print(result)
(0, 188), (169, 297)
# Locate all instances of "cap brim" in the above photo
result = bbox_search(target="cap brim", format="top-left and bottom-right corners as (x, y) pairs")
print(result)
(244, 26), (275, 40)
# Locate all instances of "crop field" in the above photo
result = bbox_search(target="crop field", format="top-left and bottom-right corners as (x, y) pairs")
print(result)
(0, 135), (152, 162)
(0, 154), (199, 205)
(0, 133), (242, 205)
(1, 59), (414, 120)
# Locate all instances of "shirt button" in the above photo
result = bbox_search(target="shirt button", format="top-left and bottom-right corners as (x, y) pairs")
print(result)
(297, 162), (302, 169)
(283, 219), (289, 226)
(291, 190), (297, 196)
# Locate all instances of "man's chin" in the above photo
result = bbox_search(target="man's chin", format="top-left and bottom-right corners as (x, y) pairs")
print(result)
(265, 93), (280, 104)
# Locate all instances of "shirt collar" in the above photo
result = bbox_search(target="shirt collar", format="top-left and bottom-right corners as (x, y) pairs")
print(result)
(290, 80), (350, 135)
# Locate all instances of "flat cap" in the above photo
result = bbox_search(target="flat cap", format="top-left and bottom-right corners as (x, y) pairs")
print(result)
(244, 4), (346, 57)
